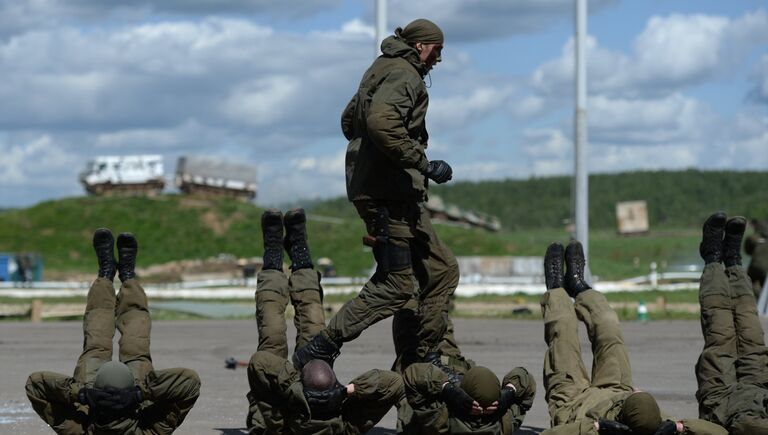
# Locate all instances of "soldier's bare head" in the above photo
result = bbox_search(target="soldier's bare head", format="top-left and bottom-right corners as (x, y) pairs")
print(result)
(301, 359), (337, 391)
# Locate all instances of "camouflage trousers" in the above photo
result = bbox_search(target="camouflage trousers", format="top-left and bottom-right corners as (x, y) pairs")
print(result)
(541, 288), (634, 432)
(696, 263), (768, 434)
(325, 201), (460, 358)
(255, 268), (326, 358)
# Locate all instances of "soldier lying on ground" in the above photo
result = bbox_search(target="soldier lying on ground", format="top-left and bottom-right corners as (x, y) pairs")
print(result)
(696, 212), (768, 434)
(540, 240), (726, 435)
(745, 218), (768, 299)
(402, 355), (535, 434)
(246, 209), (403, 434)
(26, 229), (200, 434)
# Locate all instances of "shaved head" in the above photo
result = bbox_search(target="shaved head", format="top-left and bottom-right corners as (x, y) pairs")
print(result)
(301, 359), (337, 391)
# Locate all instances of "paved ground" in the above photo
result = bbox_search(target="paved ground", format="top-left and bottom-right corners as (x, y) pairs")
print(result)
(3, 315), (764, 434)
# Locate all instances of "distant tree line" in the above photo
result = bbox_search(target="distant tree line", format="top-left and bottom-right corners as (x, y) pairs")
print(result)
(309, 170), (768, 230)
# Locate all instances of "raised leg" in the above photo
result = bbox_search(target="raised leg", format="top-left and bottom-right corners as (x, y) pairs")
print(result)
(73, 278), (116, 385)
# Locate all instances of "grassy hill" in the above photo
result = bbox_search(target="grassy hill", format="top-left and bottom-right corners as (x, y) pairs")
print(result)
(310, 170), (768, 230)
(0, 195), (531, 277)
(2, 170), (765, 280)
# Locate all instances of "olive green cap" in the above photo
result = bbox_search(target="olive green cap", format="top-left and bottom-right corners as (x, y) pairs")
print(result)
(94, 361), (135, 389)
(460, 366), (500, 408)
(619, 392), (662, 435)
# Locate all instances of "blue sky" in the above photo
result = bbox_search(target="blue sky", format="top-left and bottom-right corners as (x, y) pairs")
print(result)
(0, 0), (765, 207)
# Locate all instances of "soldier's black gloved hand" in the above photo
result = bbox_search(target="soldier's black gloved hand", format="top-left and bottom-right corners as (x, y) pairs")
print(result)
(654, 420), (678, 435)
(424, 160), (453, 184)
(442, 382), (474, 419)
(304, 382), (347, 420)
(597, 419), (633, 434)
(491, 385), (517, 419)
(79, 386), (142, 413)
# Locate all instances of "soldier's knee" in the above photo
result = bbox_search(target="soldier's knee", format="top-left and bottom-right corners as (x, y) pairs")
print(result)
(257, 289), (287, 305)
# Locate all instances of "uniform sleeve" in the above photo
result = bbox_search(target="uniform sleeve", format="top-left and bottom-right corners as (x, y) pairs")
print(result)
(541, 420), (599, 435)
(26, 371), (82, 409)
(366, 69), (429, 172)
(349, 369), (404, 403)
(679, 419), (728, 435)
(341, 94), (358, 141)
(502, 367), (537, 432)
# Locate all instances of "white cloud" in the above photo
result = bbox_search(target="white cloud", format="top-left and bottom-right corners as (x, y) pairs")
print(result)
(0, 135), (79, 185)
(221, 76), (301, 127)
(430, 86), (515, 128)
(531, 10), (768, 98)
(748, 54), (768, 104)
(386, 0), (617, 42)
(291, 151), (345, 176)
(340, 19), (375, 38)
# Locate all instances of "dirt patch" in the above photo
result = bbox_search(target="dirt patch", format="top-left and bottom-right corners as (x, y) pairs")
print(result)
(200, 210), (244, 235)
(179, 197), (215, 209)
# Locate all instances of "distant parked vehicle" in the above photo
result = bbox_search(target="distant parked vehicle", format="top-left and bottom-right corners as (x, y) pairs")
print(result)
(79, 155), (165, 196)
(175, 155), (258, 201)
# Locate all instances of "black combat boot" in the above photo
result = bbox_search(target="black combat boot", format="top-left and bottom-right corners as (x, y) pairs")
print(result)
(723, 216), (747, 267)
(261, 209), (284, 271)
(116, 233), (138, 282)
(699, 212), (727, 264)
(544, 242), (564, 290)
(284, 208), (313, 271)
(564, 241), (591, 297)
(424, 352), (461, 384)
(292, 333), (340, 369)
(93, 228), (116, 281)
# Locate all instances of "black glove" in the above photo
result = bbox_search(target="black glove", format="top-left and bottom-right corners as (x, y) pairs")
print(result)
(597, 419), (633, 435)
(654, 420), (678, 435)
(491, 385), (517, 419)
(80, 386), (142, 413)
(424, 160), (453, 184)
(442, 382), (474, 419)
(304, 382), (347, 420)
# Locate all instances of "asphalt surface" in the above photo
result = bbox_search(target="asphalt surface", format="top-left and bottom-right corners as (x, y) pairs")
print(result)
(3, 315), (765, 434)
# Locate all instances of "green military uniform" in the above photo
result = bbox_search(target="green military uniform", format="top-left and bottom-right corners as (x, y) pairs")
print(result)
(541, 287), (725, 435)
(335, 30), (459, 359)
(25, 278), (201, 434)
(745, 229), (768, 299)
(255, 268), (326, 358)
(696, 262), (768, 433)
(248, 267), (404, 434)
(402, 362), (535, 435)
(247, 351), (403, 435)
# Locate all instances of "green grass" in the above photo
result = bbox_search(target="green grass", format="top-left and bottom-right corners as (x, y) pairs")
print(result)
(0, 194), (708, 280)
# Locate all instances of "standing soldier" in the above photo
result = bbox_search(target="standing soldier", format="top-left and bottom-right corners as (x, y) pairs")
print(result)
(696, 212), (768, 433)
(25, 229), (200, 434)
(293, 18), (459, 377)
(246, 209), (404, 434)
(745, 218), (768, 299)
(540, 241), (726, 435)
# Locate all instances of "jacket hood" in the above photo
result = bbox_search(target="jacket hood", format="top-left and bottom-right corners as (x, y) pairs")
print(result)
(380, 36), (427, 76)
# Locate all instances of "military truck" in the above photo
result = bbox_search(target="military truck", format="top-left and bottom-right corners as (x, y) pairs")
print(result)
(79, 155), (165, 196)
(175, 155), (258, 201)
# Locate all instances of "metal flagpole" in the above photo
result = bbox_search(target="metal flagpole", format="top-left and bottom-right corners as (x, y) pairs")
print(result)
(375, 0), (387, 58)
(574, 0), (591, 274)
